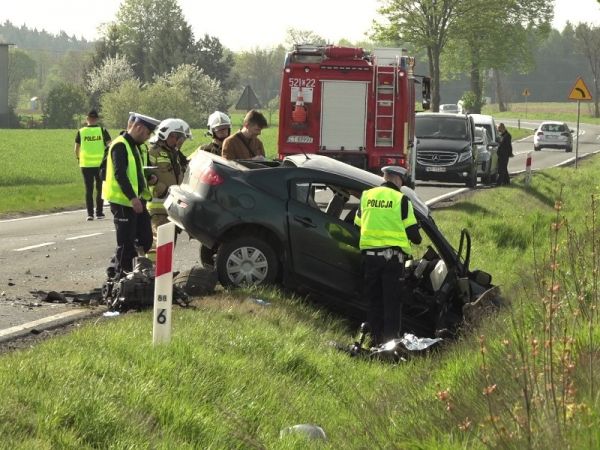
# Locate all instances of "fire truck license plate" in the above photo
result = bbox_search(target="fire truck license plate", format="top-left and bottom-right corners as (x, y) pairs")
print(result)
(425, 166), (446, 172)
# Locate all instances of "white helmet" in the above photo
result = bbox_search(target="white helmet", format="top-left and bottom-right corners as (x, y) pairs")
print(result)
(207, 111), (231, 136)
(150, 118), (193, 143)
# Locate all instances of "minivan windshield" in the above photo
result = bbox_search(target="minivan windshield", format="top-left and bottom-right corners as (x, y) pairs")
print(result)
(416, 116), (468, 140)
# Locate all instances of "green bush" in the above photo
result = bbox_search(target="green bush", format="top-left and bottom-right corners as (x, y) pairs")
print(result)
(42, 82), (85, 128)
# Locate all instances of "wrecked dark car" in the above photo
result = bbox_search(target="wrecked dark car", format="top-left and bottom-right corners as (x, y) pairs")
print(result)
(166, 152), (495, 336)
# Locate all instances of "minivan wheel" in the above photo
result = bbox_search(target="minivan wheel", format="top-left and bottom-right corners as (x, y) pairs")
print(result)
(216, 236), (279, 287)
(466, 167), (477, 188)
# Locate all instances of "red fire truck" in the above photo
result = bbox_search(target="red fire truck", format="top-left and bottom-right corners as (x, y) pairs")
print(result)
(278, 44), (430, 172)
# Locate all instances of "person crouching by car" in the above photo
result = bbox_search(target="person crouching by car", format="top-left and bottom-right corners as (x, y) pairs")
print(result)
(103, 113), (160, 280)
(146, 118), (192, 261)
(354, 166), (422, 345)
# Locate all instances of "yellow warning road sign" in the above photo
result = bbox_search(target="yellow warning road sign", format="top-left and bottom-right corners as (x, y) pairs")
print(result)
(568, 77), (593, 101)
(522, 89), (530, 97)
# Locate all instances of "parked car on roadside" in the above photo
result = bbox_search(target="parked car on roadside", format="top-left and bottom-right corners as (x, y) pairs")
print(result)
(165, 152), (495, 336)
(470, 113), (499, 146)
(533, 121), (573, 152)
(439, 104), (460, 114)
(474, 126), (498, 185)
(415, 112), (482, 187)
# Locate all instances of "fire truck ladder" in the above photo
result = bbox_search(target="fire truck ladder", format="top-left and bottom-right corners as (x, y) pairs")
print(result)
(374, 61), (398, 147)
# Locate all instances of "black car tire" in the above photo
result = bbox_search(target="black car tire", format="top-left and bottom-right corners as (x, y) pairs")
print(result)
(534, 146), (541, 151)
(566, 146), (573, 153)
(173, 266), (218, 297)
(199, 244), (216, 269)
(216, 237), (279, 287)
(466, 166), (477, 188)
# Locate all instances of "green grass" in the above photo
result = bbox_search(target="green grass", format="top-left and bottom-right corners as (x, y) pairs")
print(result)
(2, 156), (600, 447)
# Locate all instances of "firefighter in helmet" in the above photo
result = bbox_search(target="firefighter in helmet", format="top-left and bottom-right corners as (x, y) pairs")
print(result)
(146, 118), (192, 261)
(201, 111), (231, 155)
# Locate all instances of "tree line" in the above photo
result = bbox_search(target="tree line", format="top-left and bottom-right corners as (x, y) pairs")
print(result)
(5, 0), (600, 128)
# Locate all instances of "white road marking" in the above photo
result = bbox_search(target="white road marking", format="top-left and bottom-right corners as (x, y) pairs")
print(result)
(13, 242), (56, 252)
(65, 233), (103, 241)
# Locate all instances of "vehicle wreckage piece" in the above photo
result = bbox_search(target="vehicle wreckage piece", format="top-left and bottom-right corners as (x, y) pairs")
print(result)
(102, 257), (193, 311)
(334, 322), (443, 363)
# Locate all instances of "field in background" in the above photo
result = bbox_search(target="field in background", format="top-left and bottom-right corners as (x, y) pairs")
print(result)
(483, 101), (600, 124)
(1, 101), (581, 216)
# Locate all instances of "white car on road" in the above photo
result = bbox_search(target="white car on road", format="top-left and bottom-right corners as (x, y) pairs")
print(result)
(534, 121), (574, 152)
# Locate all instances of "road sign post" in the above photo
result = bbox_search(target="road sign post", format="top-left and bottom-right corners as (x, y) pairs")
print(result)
(522, 89), (530, 119)
(153, 222), (175, 345)
(568, 76), (593, 169)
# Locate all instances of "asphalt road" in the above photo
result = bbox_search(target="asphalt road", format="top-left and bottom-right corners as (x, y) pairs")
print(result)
(1, 120), (599, 332)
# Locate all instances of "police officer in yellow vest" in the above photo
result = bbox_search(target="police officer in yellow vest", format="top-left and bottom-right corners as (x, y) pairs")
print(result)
(354, 166), (422, 345)
(102, 113), (160, 279)
(146, 118), (192, 260)
(74, 109), (111, 221)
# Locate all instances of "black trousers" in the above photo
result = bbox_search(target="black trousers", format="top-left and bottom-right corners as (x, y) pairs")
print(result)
(81, 167), (104, 216)
(497, 156), (510, 185)
(107, 202), (152, 278)
(361, 254), (405, 344)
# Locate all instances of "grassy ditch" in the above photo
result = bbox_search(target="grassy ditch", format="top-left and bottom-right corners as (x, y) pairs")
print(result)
(2, 157), (600, 448)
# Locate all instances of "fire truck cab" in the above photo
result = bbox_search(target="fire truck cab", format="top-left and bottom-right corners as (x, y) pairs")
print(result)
(278, 44), (430, 172)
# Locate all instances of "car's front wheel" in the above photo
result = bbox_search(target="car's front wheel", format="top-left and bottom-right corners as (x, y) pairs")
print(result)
(534, 146), (541, 151)
(466, 166), (477, 188)
(216, 237), (279, 287)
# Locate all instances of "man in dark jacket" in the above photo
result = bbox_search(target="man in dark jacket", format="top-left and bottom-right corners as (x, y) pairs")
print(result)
(496, 123), (513, 186)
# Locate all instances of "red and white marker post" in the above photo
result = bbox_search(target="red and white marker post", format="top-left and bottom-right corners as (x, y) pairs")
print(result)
(525, 151), (533, 186)
(152, 222), (175, 345)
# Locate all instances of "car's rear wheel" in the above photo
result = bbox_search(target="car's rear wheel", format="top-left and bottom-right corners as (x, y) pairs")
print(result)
(216, 237), (279, 287)
(534, 146), (541, 151)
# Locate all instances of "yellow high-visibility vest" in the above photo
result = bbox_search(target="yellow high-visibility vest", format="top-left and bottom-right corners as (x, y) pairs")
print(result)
(102, 136), (144, 206)
(79, 126), (105, 168)
(355, 186), (417, 254)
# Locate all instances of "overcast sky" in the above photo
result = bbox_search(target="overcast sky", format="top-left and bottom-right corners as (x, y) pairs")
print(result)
(3, 0), (600, 51)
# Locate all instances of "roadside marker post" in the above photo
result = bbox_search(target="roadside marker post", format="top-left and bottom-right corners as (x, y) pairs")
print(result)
(153, 222), (175, 345)
(525, 151), (532, 186)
